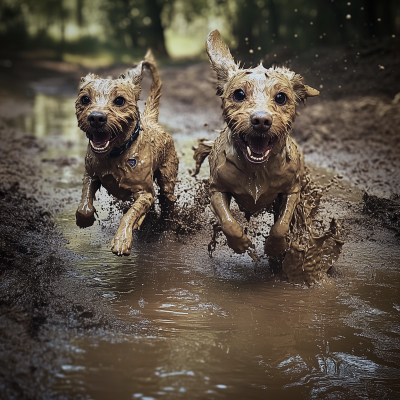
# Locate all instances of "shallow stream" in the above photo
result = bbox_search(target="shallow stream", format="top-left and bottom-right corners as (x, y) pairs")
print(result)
(8, 78), (400, 399)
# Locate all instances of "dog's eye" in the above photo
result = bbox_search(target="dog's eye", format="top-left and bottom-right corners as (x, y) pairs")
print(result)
(81, 96), (91, 105)
(233, 89), (246, 102)
(275, 93), (287, 105)
(114, 97), (125, 106)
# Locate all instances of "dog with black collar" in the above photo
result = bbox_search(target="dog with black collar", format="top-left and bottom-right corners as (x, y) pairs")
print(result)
(75, 50), (178, 256)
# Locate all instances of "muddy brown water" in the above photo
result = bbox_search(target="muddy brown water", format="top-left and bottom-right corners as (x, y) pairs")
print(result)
(5, 76), (400, 399)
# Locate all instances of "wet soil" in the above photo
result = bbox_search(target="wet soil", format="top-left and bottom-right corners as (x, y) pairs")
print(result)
(0, 41), (400, 399)
(363, 193), (400, 236)
(0, 125), (142, 399)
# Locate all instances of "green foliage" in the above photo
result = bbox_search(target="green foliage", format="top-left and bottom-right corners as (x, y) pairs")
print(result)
(0, 0), (398, 59)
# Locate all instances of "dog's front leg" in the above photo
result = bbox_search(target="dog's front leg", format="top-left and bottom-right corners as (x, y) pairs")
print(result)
(76, 173), (101, 228)
(264, 192), (300, 257)
(210, 191), (254, 254)
(111, 191), (154, 256)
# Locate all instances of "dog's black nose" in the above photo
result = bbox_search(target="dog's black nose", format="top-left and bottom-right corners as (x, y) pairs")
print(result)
(250, 111), (272, 132)
(88, 112), (107, 128)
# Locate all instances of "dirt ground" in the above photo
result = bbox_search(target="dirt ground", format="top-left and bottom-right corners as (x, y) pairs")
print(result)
(0, 39), (399, 398)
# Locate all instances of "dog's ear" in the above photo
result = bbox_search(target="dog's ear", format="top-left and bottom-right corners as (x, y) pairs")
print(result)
(126, 61), (144, 86)
(304, 85), (319, 98)
(206, 29), (237, 96)
(291, 74), (319, 104)
(79, 73), (99, 91)
(121, 61), (144, 101)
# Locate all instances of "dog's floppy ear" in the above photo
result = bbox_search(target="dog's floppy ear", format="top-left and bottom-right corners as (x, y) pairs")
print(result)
(291, 74), (319, 104)
(206, 29), (237, 96)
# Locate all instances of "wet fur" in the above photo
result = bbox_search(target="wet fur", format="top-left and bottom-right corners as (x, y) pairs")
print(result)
(195, 30), (319, 257)
(75, 50), (178, 256)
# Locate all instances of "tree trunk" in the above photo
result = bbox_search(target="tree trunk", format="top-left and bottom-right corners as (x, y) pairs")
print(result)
(143, 0), (169, 57)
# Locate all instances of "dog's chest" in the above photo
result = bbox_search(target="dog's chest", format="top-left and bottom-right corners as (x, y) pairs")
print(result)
(231, 171), (280, 211)
(213, 147), (302, 212)
(86, 145), (155, 199)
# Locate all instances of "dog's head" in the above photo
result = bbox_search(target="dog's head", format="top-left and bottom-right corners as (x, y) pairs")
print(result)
(75, 63), (144, 157)
(206, 29), (319, 164)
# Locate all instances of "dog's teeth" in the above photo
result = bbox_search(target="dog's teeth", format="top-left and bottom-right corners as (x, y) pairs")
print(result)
(247, 146), (251, 156)
(264, 149), (270, 157)
(90, 140), (109, 151)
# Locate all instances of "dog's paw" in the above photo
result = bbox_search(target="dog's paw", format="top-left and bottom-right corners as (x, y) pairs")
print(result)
(222, 223), (254, 254)
(76, 208), (96, 228)
(226, 232), (254, 254)
(110, 236), (133, 256)
(264, 234), (288, 257)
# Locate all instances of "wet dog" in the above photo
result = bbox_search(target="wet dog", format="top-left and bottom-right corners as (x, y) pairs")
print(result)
(75, 50), (178, 256)
(193, 30), (319, 257)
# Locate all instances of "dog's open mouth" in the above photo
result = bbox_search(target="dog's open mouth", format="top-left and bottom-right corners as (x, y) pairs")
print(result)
(88, 131), (117, 154)
(238, 133), (279, 164)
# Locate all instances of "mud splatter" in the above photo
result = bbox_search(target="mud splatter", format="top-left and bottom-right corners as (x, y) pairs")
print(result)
(282, 172), (344, 284)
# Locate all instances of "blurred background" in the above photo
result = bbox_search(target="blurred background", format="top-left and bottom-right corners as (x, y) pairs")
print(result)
(1, 0), (399, 67)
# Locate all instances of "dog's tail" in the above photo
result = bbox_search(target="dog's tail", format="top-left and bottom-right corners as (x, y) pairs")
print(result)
(142, 49), (162, 122)
(191, 138), (214, 176)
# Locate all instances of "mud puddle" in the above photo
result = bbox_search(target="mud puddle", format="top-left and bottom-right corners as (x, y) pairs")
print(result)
(3, 76), (400, 399)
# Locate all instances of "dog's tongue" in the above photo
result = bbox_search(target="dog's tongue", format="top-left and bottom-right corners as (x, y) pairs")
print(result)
(247, 136), (271, 155)
(92, 131), (111, 147)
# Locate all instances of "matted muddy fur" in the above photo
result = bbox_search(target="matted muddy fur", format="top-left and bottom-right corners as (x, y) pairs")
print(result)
(193, 30), (342, 284)
(75, 50), (178, 256)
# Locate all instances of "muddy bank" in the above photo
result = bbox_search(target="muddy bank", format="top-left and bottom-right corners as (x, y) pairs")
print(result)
(268, 37), (400, 100)
(363, 193), (400, 235)
(0, 124), (140, 399)
(292, 96), (400, 198)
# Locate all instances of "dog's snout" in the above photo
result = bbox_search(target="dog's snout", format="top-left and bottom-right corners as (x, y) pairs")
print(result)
(88, 112), (107, 128)
(250, 111), (273, 132)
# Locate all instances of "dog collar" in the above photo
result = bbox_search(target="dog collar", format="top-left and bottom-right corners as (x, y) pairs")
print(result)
(109, 120), (141, 159)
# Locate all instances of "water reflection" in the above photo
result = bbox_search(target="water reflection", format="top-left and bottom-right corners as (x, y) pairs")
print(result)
(14, 87), (400, 399)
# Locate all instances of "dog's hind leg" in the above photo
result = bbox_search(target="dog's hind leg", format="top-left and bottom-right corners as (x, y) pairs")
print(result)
(111, 191), (154, 256)
(156, 141), (179, 220)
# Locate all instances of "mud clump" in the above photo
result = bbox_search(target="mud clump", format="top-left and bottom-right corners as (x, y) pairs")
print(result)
(363, 193), (400, 235)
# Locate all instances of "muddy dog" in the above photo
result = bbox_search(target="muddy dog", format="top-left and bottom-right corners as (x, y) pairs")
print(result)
(193, 30), (319, 258)
(75, 50), (178, 256)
